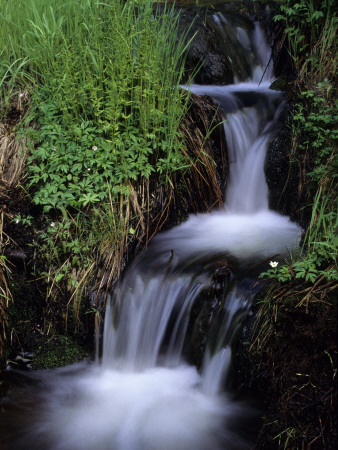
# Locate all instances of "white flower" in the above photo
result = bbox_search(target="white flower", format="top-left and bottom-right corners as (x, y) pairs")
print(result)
(269, 261), (279, 268)
(15, 219), (20, 224)
(87, 168), (91, 171)
(19, 93), (24, 98)
(92, 146), (97, 151)
(50, 222), (55, 227)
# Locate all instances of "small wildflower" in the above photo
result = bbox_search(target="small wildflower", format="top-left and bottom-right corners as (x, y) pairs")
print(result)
(50, 222), (56, 227)
(87, 168), (91, 171)
(269, 261), (278, 268)
(15, 219), (20, 224)
(92, 146), (97, 151)
(19, 93), (24, 98)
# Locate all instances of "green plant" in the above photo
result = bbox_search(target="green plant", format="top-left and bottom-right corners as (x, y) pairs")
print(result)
(260, 262), (293, 283)
(1, 0), (192, 212)
(260, 193), (337, 285)
(0, 0), (196, 315)
(261, 2), (337, 290)
(36, 210), (95, 300)
(292, 82), (338, 184)
(273, 426), (297, 449)
(13, 214), (33, 226)
(273, 0), (337, 81)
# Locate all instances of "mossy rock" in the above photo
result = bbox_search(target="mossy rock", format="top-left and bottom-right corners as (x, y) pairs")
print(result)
(269, 78), (287, 91)
(33, 335), (89, 369)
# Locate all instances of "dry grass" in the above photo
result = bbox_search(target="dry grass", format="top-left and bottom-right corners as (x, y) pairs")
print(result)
(0, 93), (30, 358)
(0, 124), (28, 200)
(0, 207), (12, 359)
(178, 93), (226, 209)
(250, 275), (337, 356)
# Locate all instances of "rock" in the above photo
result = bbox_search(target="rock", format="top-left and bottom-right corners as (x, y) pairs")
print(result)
(178, 8), (255, 85)
(265, 105), (298, 216)
(265, 104), (313, 227)
(5, 248), (28, 263)
(269, 78), (287, 91)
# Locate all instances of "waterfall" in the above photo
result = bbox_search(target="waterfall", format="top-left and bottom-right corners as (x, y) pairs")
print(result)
(0, 19), (301, 450)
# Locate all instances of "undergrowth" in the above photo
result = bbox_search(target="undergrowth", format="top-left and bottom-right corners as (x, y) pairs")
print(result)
(0, 0), (193, 321)
(260, 0), (337, 293)
(20, 1), (191, 211)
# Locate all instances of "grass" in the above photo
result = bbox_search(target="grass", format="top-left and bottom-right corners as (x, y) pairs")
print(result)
(0, 123), (28, 198)
(0, 0), (192, 211)
(0, 0), (196, 325)
(274, 0), (337, 86)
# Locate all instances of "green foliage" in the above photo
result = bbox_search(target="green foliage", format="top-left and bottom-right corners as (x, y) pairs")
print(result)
(292, 81), (338, 183)
(261, 190), (338, 285)
(260, 264), (292, 283)
(0, 0), (194, 309)
(260, 0), (337, 290)
(273, 426), (297, 450)
(33, 335), (88, 369)
(13, 214), (33, 226)
(1, 0), (191, 212)
(273, 0), (337, 78)
(32, 198), (128, 312)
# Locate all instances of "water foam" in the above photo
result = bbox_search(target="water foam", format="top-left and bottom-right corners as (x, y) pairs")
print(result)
(2, 363), (252, 450)
(155, 210), (301, 266)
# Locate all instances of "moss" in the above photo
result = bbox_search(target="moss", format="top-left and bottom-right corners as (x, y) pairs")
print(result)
(269, 78), (287, 91)
(5, 274), (44, 355)
(33, 335), (89, 369)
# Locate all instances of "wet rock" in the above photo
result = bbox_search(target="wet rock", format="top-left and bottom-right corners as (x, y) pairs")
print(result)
(178, 10), (234, 85)
(269, 78), (287, 91)
(185, 263), (232, 368)
(178, 8), (254, 85)
(4, 248), (27, 263)
(265, 105), (299, 219)
(265, 104), (313, 227)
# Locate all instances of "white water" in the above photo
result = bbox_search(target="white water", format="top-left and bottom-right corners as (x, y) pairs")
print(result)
(26, 364), (230, 450)
(1, 21), (301, 450)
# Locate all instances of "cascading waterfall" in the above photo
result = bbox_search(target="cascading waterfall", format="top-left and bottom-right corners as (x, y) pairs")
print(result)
(0, 18), (301, 450)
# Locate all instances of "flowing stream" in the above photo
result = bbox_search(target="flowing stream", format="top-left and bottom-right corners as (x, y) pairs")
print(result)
(1, 17), (301, 450)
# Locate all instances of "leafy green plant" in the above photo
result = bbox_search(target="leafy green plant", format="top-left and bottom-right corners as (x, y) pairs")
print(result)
(0, 0), (193, 212)
(260, 1), (337, 290)
(273, 0), (337, 80)
(260, 262), (293, 283)
(0, 0), (196, 313)
(260, 188), (338, 285)
(292, 81), (338, 184)
(13, 214), (33, 226)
